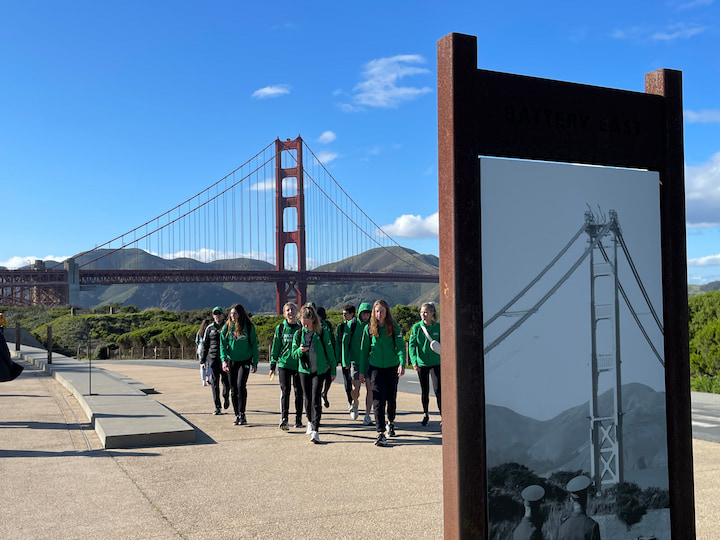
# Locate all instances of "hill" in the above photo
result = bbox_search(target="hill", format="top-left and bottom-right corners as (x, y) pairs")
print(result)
(57, 246), (439, 312)
(689, 280), (720, 296)
(486, 382), (668, 488)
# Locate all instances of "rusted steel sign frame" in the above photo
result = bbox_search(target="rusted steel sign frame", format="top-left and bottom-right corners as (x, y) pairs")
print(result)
(437, 32), (692, 539)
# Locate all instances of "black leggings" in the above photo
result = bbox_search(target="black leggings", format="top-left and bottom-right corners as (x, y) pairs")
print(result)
(229, 361), (252, 415)
(342, 366), (353, 404)
(299, 372), (323, 429)
(278, 367), (303, 422)
(416, 364), (441, 415)
(369, 365), (399, 433)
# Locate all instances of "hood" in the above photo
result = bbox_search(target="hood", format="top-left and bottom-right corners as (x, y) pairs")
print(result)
(358, 302), (372, 314)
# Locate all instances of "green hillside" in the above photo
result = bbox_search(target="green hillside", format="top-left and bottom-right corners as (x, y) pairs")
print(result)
(64, 246), (439, 313)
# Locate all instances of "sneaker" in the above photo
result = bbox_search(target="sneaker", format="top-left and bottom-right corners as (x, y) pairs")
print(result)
(294, 419), (304, 429)
(322, 393), (330, 408)
(374, 433), (387, 447)
(350, 402), (359, 420)
(223, 397), (230, 410)
(233, 415), (241, 426)
(347, 402), (354, 411)
(202, 380), (207, 386)
(386, 422), (396, 437)
(213, 408), (221, 415)
(421, 414), (429, 426)
(362, 414), (374, 426)
(310, 430), (320, 444)
(240, 413), (248, 425)
(306, 423), (314, 435)
(279, 420), (289, 431)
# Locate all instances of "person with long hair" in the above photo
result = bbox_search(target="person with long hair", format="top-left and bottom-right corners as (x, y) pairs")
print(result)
(269, 302), (303, 431)
(359, 300), (406, 447)
(408, 302), (441, 426)
(220, 303), (258, 426)
(291, 305), (336, 443)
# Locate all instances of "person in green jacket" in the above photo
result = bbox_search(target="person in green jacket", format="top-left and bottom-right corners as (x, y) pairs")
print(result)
(359, 299), (406, 447)
(269, 302), (303, 431)
(409, 302), (441, 426)
(336, 304), (356, 412)
(291, 304), (336, 444)
(344, 302), (374, 425)
(220, 303), (259, 426)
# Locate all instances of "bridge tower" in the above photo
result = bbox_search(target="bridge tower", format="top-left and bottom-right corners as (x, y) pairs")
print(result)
(586, 209), (624, 490)
(274, 137), (307, 312)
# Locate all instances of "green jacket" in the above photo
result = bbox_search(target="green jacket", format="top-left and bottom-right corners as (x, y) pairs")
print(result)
(291, 327), (337, 376)
(270, 320), (301, 370)
(220, 322), (259, 367)
(409, 321), (441, 368)
(359, 324), (405, 374)
(321, 319), (337, 364)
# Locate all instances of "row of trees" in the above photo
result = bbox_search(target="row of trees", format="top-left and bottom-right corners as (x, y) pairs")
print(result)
(488, 462), (669, 539)
(2, 303), (424, 361)
(689, 290), (720, 392)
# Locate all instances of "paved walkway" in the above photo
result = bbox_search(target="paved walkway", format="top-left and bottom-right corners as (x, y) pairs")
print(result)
(1, 354), (718, 539)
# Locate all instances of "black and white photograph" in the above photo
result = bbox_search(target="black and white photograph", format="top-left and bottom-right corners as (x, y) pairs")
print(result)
(480, 157), (671, 539)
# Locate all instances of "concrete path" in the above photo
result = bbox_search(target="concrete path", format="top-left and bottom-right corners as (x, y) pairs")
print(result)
(1, 354), (718, 539)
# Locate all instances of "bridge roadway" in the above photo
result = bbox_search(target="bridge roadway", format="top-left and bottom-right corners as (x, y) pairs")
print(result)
(2, 345), (719, 539)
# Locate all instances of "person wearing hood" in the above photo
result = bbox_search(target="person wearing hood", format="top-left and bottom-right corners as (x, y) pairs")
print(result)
(359, 299), (406, 446)
(343, 301), (374, 425)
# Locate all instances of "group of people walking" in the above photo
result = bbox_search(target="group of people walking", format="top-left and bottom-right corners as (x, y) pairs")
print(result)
(196, 300), (441, 446)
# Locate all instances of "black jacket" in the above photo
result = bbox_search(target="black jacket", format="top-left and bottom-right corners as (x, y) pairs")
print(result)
(200, 323), (223, 369)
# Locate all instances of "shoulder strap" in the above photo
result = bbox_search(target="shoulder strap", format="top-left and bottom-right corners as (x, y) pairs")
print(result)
(420, 323), (432, 342)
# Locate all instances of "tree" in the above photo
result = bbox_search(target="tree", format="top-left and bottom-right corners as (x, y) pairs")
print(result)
(613, 482), (647, 531)
(690, 319), (720, 377)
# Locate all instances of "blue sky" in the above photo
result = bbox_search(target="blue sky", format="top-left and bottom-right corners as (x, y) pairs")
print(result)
(2, 0), (720, 284)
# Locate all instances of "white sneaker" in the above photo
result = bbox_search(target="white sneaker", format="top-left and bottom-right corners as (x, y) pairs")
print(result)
(306, 423), (314, 435)
(310, 430), (320, 444)
(350, 401), (359, 420)
(362, 414), (374, 426)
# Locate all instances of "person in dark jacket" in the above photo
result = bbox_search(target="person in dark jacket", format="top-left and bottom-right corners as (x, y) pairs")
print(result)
(558, 475), (601, 540)
(200, 307), (230, 415)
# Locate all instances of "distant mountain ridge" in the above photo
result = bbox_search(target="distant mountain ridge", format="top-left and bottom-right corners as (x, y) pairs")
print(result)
(48, 246), (439, 312)
(486, 382), (668, 485)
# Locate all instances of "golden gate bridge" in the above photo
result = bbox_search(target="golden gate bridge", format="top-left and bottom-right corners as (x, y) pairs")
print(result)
(0, 136), (438, 310)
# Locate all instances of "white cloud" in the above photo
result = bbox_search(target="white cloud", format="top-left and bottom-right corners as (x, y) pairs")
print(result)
(0, 255), (71, 269)
(685, 109), (720, 123)
(688, 253), (720, 267)
(315, 151), (338, 164)
(652, 22), (706, 40)
(686, 152), (720, 225)
(379, 212), (438, 239)
(343, 54), (432, 110)
(317, 131), (336, 144)
(612, 22), (705, 42)
(251, 85), (291, 99)
(250, 178), (297, 192)
(677, 0), (714, 10)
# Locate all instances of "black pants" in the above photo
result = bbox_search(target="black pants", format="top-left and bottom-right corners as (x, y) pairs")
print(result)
(416, 364), (441, 414)
(299, 372), (323, 430)
(278, 367), (303, 423)
(229, 361), (252, 416)
(321, 368), (332, 397)
(209, 364), (230, 409)
(342, 366), (353, 405)
(369, 365), (399, 433)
